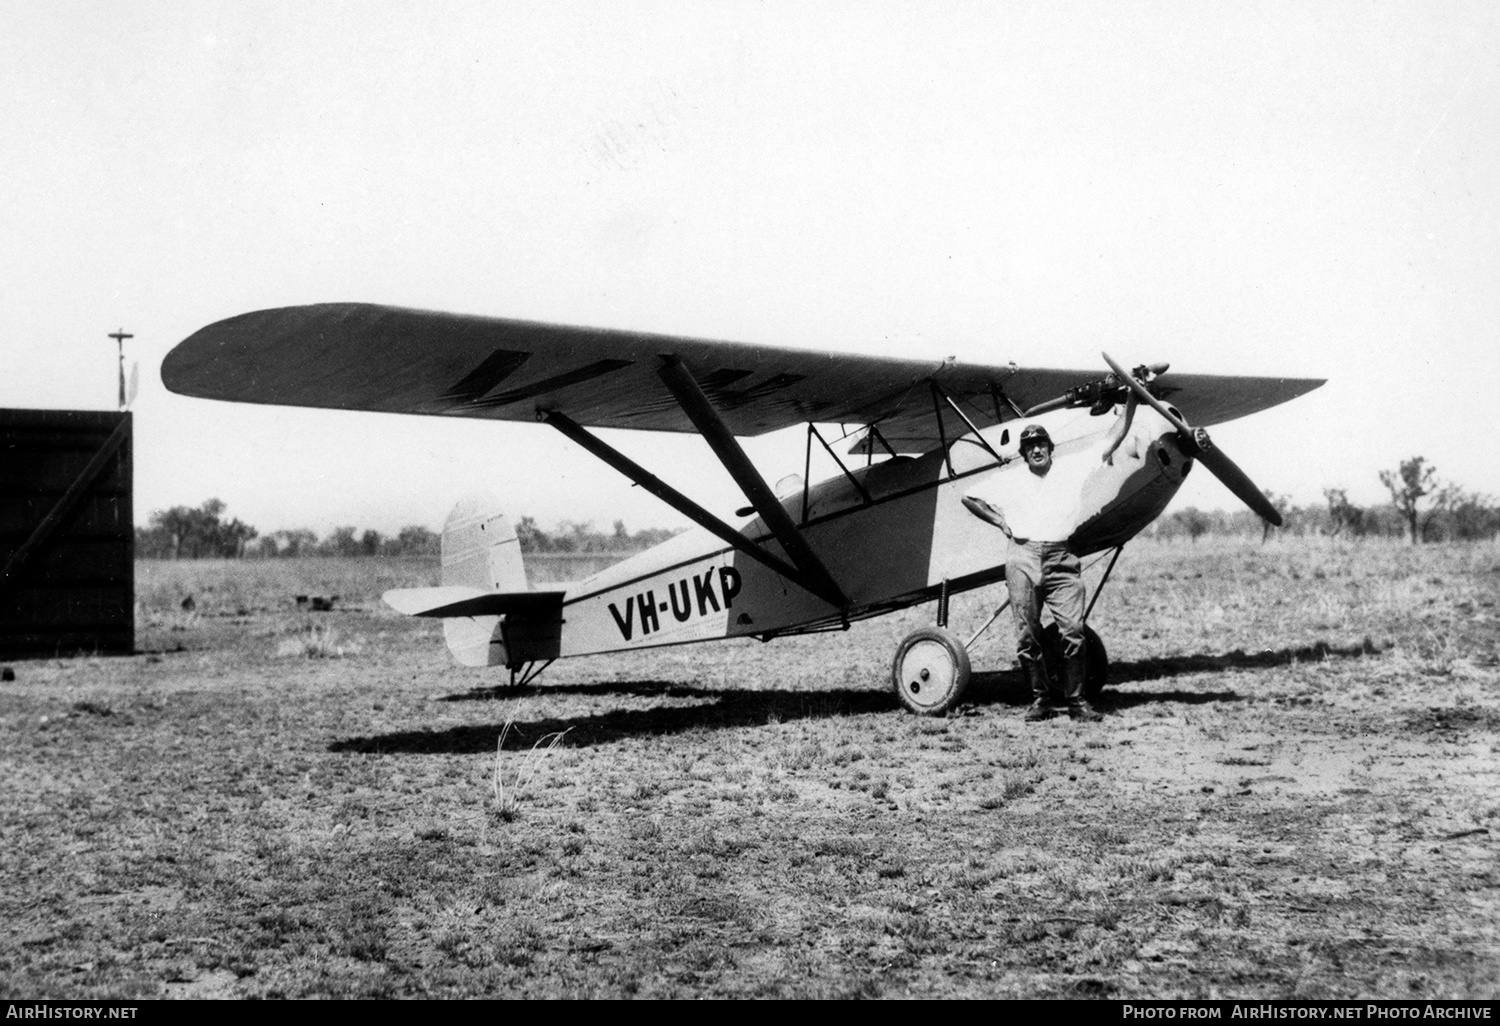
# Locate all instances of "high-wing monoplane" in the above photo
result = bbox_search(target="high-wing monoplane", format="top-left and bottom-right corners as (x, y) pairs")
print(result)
(163, 304), (1323, 714)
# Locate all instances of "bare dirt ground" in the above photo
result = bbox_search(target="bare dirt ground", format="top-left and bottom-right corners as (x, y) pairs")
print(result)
(2, 538), (1497, 999)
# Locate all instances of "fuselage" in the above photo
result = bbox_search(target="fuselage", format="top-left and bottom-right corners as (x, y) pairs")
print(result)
(533, 405), (1192, 660)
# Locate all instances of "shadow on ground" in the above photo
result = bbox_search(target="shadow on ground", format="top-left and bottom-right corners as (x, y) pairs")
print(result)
(333, 687), (898, 755)
(1108, 637), (1385, 684)
(331, 638), (1380, 755)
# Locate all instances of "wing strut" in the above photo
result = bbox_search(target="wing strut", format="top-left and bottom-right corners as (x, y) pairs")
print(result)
(935, 384), (1008, 469)
(539, 410), (831, 600)
(930, 382), (954, 477)
(808, 423), (871, 505)
(658, 357), (849, 608)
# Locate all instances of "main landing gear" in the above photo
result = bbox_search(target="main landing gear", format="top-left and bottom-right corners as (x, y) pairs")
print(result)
(892, 627), (973, 715)
(890, 547), (1123, 716)
(1040, 623), (1109, 700)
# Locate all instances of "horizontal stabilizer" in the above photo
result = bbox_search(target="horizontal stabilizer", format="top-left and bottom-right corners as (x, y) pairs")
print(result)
(383, 586), (566, 619)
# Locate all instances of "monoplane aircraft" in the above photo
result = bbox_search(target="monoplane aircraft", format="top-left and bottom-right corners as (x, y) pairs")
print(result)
(163, 304), (1322, 714)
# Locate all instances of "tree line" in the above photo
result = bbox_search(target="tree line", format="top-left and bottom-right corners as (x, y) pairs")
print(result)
(134, 503), (681, 559)
(1158, 456), (1500, 543)
(136, 455), (1498, 558)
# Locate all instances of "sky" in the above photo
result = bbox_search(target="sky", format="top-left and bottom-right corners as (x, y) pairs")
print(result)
(4, 1), (1497, 537)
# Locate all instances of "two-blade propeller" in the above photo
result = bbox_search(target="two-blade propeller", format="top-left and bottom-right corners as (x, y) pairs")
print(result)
(1101, 352), (1283, 527)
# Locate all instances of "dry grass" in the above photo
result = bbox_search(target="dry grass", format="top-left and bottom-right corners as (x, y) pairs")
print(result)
(135, 555), (437, 618)
(2, 536), (1498, 997)
(274, 624), (362, 660)
(489, 718), (570, 823)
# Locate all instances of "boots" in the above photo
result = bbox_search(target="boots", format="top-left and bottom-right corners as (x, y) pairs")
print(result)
(1063, 654), (1103, 722)
(1024, 699), (1055, 722)
(1023, 659), (1056, 722)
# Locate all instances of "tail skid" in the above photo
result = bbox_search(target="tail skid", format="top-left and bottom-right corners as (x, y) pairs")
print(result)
(383, 493), (564, 673)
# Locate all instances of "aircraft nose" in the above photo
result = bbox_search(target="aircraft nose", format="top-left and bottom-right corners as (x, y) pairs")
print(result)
(1150, 430), (1193, 483)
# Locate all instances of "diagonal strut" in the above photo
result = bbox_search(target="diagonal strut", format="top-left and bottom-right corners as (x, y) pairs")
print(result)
(657, 356), (848, 608)
(539, 410), (827, 597)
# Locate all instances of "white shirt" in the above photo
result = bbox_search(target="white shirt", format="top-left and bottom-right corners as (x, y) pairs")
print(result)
(965, 446), (1098, 542)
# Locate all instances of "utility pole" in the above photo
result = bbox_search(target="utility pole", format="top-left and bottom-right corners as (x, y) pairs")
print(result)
(108, 329), (133, 410)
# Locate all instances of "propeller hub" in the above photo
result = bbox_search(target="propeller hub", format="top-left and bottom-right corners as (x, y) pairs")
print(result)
(1102, 350), (1282, 526)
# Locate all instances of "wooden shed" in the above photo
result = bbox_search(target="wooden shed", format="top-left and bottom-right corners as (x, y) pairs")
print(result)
(1, 409), (134, 656)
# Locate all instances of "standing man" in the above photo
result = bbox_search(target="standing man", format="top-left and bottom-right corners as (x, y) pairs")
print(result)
(962, 394), (1136, 722)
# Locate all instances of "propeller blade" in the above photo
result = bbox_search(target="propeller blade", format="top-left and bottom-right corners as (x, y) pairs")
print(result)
(1100, 352), (1191, 435)
(1190, 430), (1283, 526)
(1100, 351), (1283, 526)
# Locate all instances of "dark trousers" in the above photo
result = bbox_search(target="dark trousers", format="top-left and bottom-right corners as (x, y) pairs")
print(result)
(1006, 539), (1085, 698)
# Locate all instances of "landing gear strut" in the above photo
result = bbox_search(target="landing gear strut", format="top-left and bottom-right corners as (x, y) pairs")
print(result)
(506, 659), (553, 689)
(889, 545), (1124, 714)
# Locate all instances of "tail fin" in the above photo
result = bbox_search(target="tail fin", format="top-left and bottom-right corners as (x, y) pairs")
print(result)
(441, 492), (527, 592)
(384, 493), (563, 669)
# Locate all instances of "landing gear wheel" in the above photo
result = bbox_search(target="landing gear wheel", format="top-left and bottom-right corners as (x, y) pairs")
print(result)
(1040, 623), (1109, 699)
(892, 626), (972, 716)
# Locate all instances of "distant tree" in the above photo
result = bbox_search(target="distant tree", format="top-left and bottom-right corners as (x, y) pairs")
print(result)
(390, 525), (439, 556)
(271, 528), (319, 557)
(323, 526), (360, 556)
(1455, 493), (1500, 541)
(1260, 490), (1292, 543)
(359, 529), (383, 556)
(515, 516), (546, 553)
(559, 520), (596, 553)
(1172, 507), (1211, 543)
(222, 521), (257, 557)
(515, 516), (682, 554)
(1323, 488), (1365, 539)
(1426, 486), (1500, 542)
(1380, 457), (1439, 544)
(136, 498), (257, 558)
(629, 526), (680, 549)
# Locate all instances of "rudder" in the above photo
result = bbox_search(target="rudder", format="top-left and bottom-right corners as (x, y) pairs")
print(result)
(442, 492), (527, 592)
(441, 492), (525, 667)
(383, 493), (563, 673)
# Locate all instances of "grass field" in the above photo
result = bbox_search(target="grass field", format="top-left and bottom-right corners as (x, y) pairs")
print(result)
(2, 537), (1498, 998)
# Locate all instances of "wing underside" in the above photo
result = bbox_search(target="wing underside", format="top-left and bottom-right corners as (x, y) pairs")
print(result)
(163, 303), (1324, 447)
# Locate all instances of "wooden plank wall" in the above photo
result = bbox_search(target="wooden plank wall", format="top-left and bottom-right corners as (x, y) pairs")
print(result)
(0, 410), (134, 656)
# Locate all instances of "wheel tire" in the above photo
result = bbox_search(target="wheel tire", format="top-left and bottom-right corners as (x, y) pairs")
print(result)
(892, 626), (972, 716)
(1040, 623), (1109, 699)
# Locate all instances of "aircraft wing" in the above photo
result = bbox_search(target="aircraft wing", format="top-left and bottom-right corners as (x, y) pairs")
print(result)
(163, 303), (1324, 443)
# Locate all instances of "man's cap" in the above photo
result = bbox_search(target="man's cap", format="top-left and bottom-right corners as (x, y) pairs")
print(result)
(1019, 424), (1053, 450)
